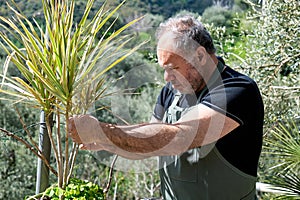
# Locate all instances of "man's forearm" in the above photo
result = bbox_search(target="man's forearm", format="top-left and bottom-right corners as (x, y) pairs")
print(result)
(71, 103), (239, 158)
(99, 122), (188, 157)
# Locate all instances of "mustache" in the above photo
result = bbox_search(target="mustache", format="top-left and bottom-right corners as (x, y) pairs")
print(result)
(171, 80), (182, 85)
(171, 82), (180, 86)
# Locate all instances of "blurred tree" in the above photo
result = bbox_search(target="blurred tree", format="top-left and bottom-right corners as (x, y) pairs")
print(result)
(202, 5), (235, 27)
(244, 0), (300, 124)
(0, 144), (37, 199)
(0, 102), (40, 199)
(95, 51), (163, 124)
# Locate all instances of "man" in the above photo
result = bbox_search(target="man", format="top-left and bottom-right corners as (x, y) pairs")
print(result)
(69, 15), (264, 199)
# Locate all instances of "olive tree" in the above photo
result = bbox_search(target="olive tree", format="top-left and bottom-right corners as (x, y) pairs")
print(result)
(242, 0), (299, 198)
(205, 0), (299, 197)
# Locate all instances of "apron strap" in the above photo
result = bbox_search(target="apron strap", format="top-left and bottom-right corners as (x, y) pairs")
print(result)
(163, 92), (184, 123)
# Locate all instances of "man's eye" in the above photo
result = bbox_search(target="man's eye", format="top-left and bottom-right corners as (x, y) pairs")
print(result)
(163, 64), (178, 71)
(166, 67), (175, 72)
(168, 66), (178, 70)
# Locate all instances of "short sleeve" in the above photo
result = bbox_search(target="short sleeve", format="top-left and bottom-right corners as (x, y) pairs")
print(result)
(200, 77), (263, 126)
(153, 83), (175, 121)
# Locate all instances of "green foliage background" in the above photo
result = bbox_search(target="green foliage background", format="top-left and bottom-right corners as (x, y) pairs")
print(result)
(0, 0), (299, 199)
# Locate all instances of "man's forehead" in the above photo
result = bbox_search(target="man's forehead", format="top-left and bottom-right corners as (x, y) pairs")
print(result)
(157, 50), (182, 65)
(157, 32), (177, 51)
(157, 40), (185, 60)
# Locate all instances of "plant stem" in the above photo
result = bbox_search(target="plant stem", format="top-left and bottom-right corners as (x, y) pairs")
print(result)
(67, 143), (79, 184)
(103, 154), (118, 195)
(63, 104), (71, 188)
(46, 113), (61, 184)
(15, 107), (42, 156)
(55, 109), (64, 188)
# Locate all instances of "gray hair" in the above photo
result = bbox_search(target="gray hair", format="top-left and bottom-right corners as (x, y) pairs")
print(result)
(156, 15), (216, 54)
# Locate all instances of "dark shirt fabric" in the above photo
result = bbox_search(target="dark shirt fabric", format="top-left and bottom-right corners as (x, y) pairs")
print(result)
(153, 62), (264, 177)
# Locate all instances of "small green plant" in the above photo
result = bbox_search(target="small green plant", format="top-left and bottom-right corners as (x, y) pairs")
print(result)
(25, 178), (105, 200)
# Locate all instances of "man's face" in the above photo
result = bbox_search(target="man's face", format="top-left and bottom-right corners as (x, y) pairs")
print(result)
(157, 48), (205, 94)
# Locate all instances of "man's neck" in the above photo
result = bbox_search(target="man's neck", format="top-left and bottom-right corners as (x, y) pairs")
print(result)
(202, 54), (219, 83)
(210, 54), (219, 65)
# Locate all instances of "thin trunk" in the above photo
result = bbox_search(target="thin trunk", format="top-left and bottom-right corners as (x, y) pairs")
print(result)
(63, 103), (71, 188)
(46, 113), (61, 186)
(67, 143), (79, 183)
(55, 109), (64, 188)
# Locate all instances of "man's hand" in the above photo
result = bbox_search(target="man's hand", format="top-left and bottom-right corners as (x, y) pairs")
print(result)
(68, 114), (105, 146)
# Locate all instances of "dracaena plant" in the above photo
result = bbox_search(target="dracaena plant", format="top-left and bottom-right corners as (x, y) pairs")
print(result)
(0, 0), (144, 196)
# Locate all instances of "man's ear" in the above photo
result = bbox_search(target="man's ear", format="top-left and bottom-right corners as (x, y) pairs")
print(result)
(196, 46), (207, 66)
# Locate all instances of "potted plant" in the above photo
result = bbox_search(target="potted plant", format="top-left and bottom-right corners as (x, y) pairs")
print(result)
(0, 0), (144, 198)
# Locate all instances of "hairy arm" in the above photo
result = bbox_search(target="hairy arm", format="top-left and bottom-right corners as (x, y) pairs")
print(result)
(69, 104), (239, 159)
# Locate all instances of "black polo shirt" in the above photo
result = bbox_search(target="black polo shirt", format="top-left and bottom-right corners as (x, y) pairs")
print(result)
(153, 64), (264, 176)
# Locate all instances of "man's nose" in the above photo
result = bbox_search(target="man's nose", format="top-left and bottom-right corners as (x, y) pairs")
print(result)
(164, 70), (175, 82)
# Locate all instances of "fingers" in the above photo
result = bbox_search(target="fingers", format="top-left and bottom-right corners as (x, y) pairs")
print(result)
(79, 144), (87, 150)
(68, 117), (75, 135)
(79, 143), (104, 151)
